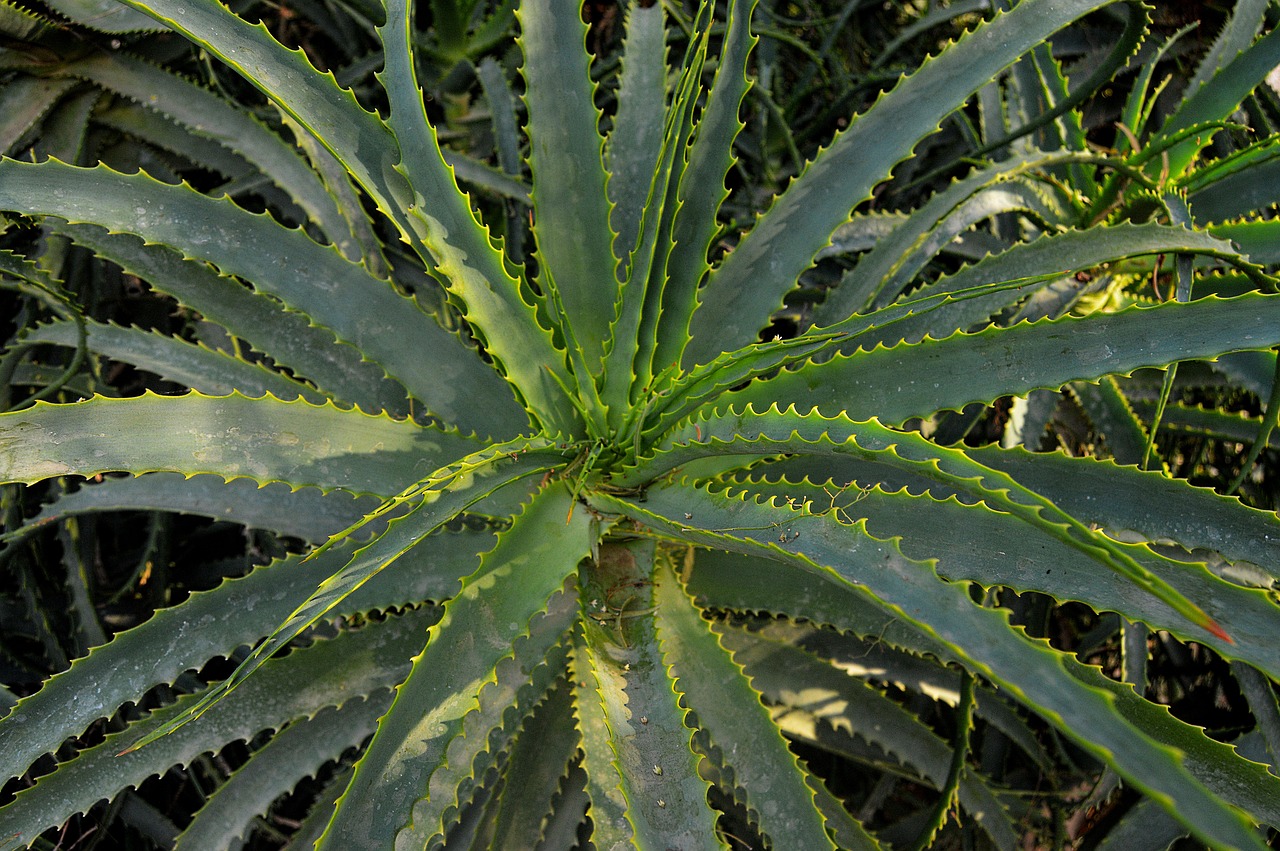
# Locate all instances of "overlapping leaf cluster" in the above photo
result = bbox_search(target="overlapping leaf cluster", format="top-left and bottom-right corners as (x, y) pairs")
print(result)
(1, 0), (1279, 848)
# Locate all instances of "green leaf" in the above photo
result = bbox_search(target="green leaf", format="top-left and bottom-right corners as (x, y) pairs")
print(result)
(631, 404), (1227, 641)
(117, 0), (413, 226)
(0, 392), (479, 495)
(652, 0), (758, 374)
(483, 678), (581, 850)
(575, 591), (722, 849)
(811, 150), (1095, 322)
(173, 695), (393, 851)
(842, 221), (1271, 346)
(717, 622), (1016, 850)
(0, 77), (76, 155)
(744, 476), (1280, 677)
(1209, 219), (1280, 265)
(0, 527), (487, 787)
(1184, 0), (1271, 96)
(592, 483), (1275, 851)
(317, 484), (592, 847)
(966, 445), (1280, 578)
(396, 581), (576, 848)
(1069, 377), (1149, 465)
(685, 0), (1145, 366)
(0, 609), (434, 851)
(652, 558), (837, 849)
(1154, 23), (1280, 178)
(53, 51), (355, 257)
(518, 0), (615, 373)
(48, 223), (417, 420)
(7, 474), (374, 545)
(605, 2), (667, 272)
(602, 14), (711, 418)
(44, 0), (164, 32)
(127, 442), (561, 752)
(1188, 138), (1280, 222)
(25, 319), (328, 403)
(0, 159), (519, 430)
(738, 293), (1280, 427)
(378, 0), (575, 435)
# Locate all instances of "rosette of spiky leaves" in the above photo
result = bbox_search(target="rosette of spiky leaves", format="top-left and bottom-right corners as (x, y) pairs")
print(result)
(2, 0), (1280, 849)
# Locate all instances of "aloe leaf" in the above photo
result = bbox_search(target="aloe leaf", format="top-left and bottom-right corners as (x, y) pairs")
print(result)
(569, 633), (632, 849)
(652, 0), (757, 374)
(397, 587), (576, 848)
(376, 0), (574, 434)
(52, 51), (354, 256)
(685, 0), (1145, 367)
(483, 677), (580, 850)
(43, 0), (163, 32)
(1094, 796), (1190, 851)
(641, 333), (843, 443)
(1188, 140), (1280, 222)
(0, 77), (76, 154)
(966, 445), (1280, 576)
(92, 100), (259, 186)
(7, 474), (374, 546)
(0, 159), (518, 429)
(685, 549), (957, 679)
(745, 476), (1280, 676)
(1131, 398), (1280, 456)
(811, 150), (1097, 322)
(632, 405), (1227, 640)
(1186, 0), (1271, 96)
(736, 292), (1280, 427)
(517, 0), (614, 372)
(440, 147), (533, 204)
(592, 484), (1275, 850)
(754, 443), (1280, 591)
(740, 615), (1052, 771)
(605, 2), (667, 272)
(47, 223), (418, 420)
(116, 0), (413, 226)
(282, 110), (392, 277)
(173, 693), (393, 851)
(1236, 664), (1280, 775)
(24, 318), (328, 403)
(0, 392), (479, 496)
(604, 17), (711, 418)
(0, 610), (433, 851)
(718, 623), (1016, 850)
(652, 558), (837, 849)
(575, 595), (721, 849)
(1209, 219), (1280, 265)
(128, 443), (559, 752)
(1068, 377), (1149, 465)
(317, 484), (591, 847)
(0, 525), (492, 786)
(1154, 23), (1280, 178)
(889, 222), (1266, 308)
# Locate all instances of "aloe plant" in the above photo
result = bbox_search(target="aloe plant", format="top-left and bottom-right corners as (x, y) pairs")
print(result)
(2, 0), (1280, 848)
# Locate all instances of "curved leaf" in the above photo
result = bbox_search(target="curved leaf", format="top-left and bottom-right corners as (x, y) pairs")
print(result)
(318, 484), (592, 847)
(0, 610), (432, 851)
(0, 392), (479, 495)
(736, 293), (1280, 426)
(47, 223), (416, 419)
(591, 483), (1275, 851)
(685, 0), (1144, 366)
(25, 319), (327, 403)
(652, 558), (837, 849)
(0, 158), (516, 429)
(173, 696), (392, 851)
(518, 0), (615, 370)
